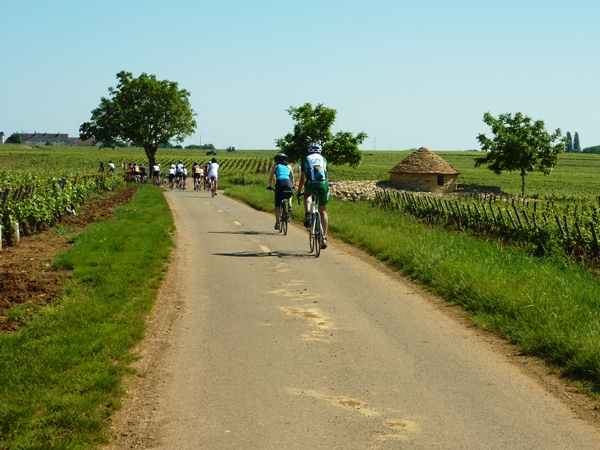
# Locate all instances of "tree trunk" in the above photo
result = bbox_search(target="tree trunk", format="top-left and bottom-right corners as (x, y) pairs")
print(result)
(144, 146), (157, 169)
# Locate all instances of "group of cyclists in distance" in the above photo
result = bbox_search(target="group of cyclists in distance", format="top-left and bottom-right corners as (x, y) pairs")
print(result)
(161, 158), (220, 192)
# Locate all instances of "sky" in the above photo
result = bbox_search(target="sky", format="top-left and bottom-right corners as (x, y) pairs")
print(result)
(1, 0), (599, 151)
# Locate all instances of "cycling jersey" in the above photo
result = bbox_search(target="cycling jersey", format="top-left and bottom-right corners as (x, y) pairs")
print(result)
(275, 164), (292, 180)
(208, 162), (219, 179)
(301, 154), (329, 205)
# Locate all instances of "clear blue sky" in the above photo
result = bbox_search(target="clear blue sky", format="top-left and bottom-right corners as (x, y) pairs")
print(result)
(1, 0), (598, 150)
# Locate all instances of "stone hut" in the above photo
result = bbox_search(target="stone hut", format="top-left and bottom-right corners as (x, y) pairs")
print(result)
(388, 147), (459, 192)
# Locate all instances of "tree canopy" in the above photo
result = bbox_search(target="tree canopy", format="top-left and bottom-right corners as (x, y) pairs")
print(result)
(475, 112), (567, 197)
(275, 103), (367, 167)
(79, 71), (196, 167)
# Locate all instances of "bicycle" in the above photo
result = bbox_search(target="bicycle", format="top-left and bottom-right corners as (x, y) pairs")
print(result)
(209, 177), (217, 197)
(298, 190), (324, 257)
(267, 186), (292, 235)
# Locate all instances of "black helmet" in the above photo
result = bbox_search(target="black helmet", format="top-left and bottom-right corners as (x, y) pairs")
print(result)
(211, 157), (217, 163)
(274, 153), (287, 163)
(308, 143), (322, 153)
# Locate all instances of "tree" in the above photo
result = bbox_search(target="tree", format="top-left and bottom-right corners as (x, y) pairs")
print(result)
(566, 131), (573, 153)
(275, 103), (367, 167)
(475, 112), (567, 198)
(79, 71), (196, 168)
(573, 132), (581, 152)
(8, 133), (22, 144)
(45, 140), (53, 146)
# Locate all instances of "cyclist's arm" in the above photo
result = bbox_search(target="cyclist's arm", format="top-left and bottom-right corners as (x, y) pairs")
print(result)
(288, 164), (295, 186)
(267, 165), (276, 188)
(297, 171), (306, 194)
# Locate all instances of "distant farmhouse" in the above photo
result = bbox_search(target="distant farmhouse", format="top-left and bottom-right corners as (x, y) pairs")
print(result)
(3, 132), (95, 146)
(0, 132), (5, 144)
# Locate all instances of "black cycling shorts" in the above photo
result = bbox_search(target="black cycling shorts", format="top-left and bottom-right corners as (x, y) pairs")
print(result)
(274, 179), (294, 206)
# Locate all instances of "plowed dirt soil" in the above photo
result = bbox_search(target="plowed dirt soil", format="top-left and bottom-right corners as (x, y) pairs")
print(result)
(0, 187), (137, 332)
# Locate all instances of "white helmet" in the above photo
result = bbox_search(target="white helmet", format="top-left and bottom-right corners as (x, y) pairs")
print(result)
(308, 143), (322, 153)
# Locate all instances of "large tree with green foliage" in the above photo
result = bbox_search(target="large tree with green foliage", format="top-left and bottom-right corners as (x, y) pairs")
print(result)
(475, 112), (567, 198)
(80, 71), (196, 167)
(275, 103), (367, 167)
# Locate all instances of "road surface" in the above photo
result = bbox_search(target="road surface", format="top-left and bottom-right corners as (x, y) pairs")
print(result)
(107, 187), (600, 449)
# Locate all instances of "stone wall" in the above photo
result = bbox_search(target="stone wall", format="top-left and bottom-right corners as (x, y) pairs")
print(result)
(389, 173), (457, 193)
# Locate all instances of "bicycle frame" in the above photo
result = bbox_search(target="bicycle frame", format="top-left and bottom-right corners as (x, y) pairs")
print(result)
(299, 191), (324, 257)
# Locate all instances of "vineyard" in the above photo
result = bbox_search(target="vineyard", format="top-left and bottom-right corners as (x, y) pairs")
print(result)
(373, 190), (600, 263)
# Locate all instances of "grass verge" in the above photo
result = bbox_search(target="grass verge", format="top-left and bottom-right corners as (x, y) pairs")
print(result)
(225, 184), (600, 392)
(0, 185), (174, 449)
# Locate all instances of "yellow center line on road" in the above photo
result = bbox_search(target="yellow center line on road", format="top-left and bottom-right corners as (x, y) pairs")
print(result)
(234, 221), (242, 226)
(260, 246), (271, 253)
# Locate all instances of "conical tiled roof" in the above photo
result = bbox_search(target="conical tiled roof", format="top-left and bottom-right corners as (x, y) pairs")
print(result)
(388, 147), (459, 175)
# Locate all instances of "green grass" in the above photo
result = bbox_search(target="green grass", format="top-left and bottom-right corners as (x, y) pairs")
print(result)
(225, 185), (600, 392)
(0, 185), (174, 449)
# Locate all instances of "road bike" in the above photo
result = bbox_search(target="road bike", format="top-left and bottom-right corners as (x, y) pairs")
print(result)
(298, 190), (324, 257)
(267, 187), (293, 235)
(209, 177), (217, 197)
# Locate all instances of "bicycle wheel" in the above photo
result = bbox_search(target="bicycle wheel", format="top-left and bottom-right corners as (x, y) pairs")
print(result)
(309, 212), (316, 253)
(211, 181), (215, 197)
(281, 204), (288, 235)
(314, 213), (321, 257)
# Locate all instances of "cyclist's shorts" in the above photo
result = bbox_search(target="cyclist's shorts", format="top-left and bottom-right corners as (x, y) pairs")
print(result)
(304, 182), (329, 206)
(193, 173), (201, 180)
(168, 173), (175, 181)
(275, 179), (294, 206)
(153, 170), (160, 177)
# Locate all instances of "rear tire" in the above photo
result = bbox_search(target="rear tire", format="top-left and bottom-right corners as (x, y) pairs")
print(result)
(314, 214), (321, 257)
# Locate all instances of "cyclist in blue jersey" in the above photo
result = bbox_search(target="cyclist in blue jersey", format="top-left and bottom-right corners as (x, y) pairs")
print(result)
(267, 153), (295, 230)
(297, 143), (329, 248)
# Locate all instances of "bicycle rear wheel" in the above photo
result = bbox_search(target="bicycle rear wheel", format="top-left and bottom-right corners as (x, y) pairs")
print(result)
(281, 205), (288, 235)
(314, 214), (321, 257)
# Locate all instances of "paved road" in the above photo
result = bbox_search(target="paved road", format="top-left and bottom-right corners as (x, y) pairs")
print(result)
(150, 188), (600, 449)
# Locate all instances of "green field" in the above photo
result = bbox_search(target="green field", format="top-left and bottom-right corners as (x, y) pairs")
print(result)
(3, 145), (600, 201)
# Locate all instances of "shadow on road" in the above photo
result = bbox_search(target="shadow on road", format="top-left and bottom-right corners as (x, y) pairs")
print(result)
(213, 250), (314, 259)
(208, 231), (279, 236)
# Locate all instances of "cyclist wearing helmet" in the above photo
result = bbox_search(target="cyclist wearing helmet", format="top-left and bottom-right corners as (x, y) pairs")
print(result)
(208, 157), (219, 194)
(297, 143), (329, 248)
(267, 153), (295, 230)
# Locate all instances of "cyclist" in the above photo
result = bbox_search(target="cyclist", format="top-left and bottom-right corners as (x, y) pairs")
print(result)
(99, 161), (105, 172)
(139, 163), (147, 183)
(297, 143), (329, 249)
(208, 157), (219, 194)
(108, 160), (116, 172)
(175, 160), (185, 187)
(152, 162), (161, 184)
(181, 166), (188, 190)
(267, 153), (294, 230)
(203, 161), (212, 189)
(168, 163), (176, 189)
(192, 161), (203, 190)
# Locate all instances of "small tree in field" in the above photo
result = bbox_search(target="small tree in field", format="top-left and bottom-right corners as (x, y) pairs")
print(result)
(566, 131), (573, 152)
(275, 103), (367, 167)
(573, 132), (581, 152)
(80, 71), (196, 168)
(475, 112), (567, 198)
